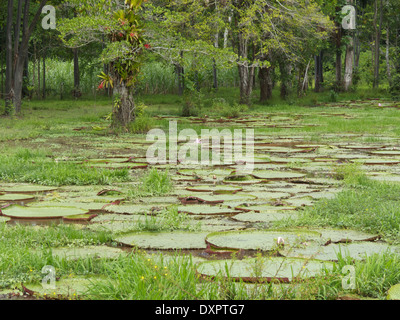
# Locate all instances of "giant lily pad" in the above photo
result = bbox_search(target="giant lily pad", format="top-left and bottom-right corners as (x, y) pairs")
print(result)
(50, 245), (125, 260)
(196, 257), (335, 283)
(0, 205), (88, 219)
(178, 205), (243, 216)
(115, 231), (208, 249)
(251, 171), (307, 180)
(387, 284), (400, 300)
(0, 185), (57, 194)
(205, 229), (321, 251)
(0, 194), (35, 203)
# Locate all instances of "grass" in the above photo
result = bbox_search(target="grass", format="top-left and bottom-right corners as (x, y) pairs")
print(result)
(0, 223), (113, 289)
(275, 163), (400, 241)
(1, 88), (400, 300)
(0, 148), (131, 186)
(127, 168), (173, 198)
(136, 206), (200, 232)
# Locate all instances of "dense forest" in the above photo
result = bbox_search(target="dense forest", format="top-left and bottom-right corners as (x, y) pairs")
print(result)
(1, 0), (400, 126)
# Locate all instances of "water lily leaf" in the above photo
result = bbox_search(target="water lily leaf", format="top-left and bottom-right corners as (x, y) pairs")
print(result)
(51, 245), (125, 260)
(115, 231), (208, 249)
(178, 205), (243, 216)
(1, 205), (88, 219)
(196, 257), (335, 283)
(0, 194), (36, 202)
(251, 171), (307, 180)
(0, 185), (57, 194)
(387, 284), (400, 300)
(205, 229), (321, 251)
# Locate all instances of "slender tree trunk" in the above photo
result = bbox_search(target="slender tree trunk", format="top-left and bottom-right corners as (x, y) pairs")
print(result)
(73, 48), (81, 98)
(237, 31), (255, 105)
(373, 0), (383, 88)
(37, 54), (40, 99)
(4, 0), (13, 115)
(314, 51), (323, 92)
(344, 37), (354, 91)
(42, 49), (46, 99)
(343, 0), (354, 91)
(279, 59), (292, 99)
(386, 26), (392, 86)
(12, 0), (48, 113)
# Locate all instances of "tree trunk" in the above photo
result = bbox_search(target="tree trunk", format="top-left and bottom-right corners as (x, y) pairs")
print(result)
(259, 54), (273, 103)
(279, 59), (292, 99)
(42, 49), (46, 99)
(4, 0), (13, 115)
(73, 48), (81, 98)
(386, 26), (392, 86)
(373, 0), (383, 88)
(12, 0), (48, 113)
(112, 81), (135, 128)
(237, 32), (254, 105)
(314, 51), (323, 92)
(344, 37), (354, 91)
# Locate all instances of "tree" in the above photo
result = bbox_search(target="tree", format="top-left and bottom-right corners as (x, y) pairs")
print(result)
(4, 0), (49, 115)
(59, 0), (148, 128)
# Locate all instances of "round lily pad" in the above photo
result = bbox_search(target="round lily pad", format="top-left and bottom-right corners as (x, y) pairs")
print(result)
(251, 171), (307, 180)
(0, 194), (35, 202)
(1, 205), (88, 219)
(205, 229), (321, 251)
(115, 231), (208, 249)
(51, 245), (125, 260)
(0, 185), (57, 194)
(178, 205), (243, 216)
(196, 257), (334, 282)
(387, 284), (400, 300)
(185, 185), (243, 194)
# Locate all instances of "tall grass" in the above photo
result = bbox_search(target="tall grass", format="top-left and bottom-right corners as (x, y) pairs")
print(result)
(0, 149), (130, 186)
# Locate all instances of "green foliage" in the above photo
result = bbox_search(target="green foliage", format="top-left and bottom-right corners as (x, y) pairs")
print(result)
(0, 150), (130, 186)
(127, 168), (173, 198)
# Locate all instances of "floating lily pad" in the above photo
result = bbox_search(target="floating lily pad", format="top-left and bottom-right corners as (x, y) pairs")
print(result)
(251, 171), (307, 180)
(0, 194), (35, 202)
(23, 276), (106, 298)
(196, 257), (334, 283)
(51, 245), (125, 260)
(0, 185), (57, 194)
(205, 229), (321, 251)
(387, 284), (400, 300)
(231, 211), (298, 223)
(1, 205), (88, 219)
(115, 231), (208, 249)
(285, 241), (399, 261)
(185, 185), (243, 194)
(178, 205), (243, 216)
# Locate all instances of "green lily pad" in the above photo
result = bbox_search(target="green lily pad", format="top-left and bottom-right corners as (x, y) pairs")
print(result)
(23, 275), (106, 298)
(231, 211), (298, 223)
(115, 231), (209, 249)
(0, 185), (57, 194)
(51, 245), (125, 260)
(185, 185), (243, 194)
(0, 194), (35, 202)
(205, 229), (321, 251)
(387, 284), (400, 300)
(285, 242), (399, 261)
(251, 171), (307, 180)
(1, 205), (88, 219)
(197, 257), (334, 282)
(178, 205), (242, 216)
